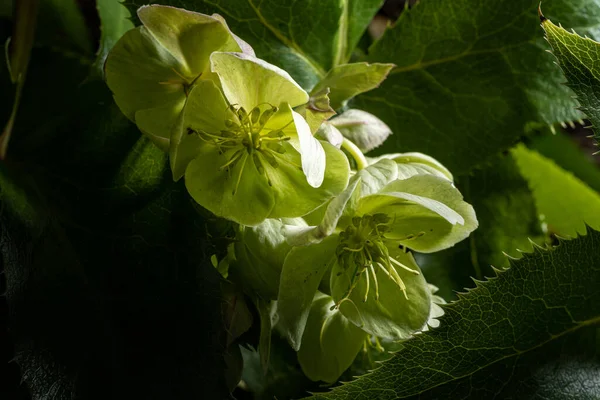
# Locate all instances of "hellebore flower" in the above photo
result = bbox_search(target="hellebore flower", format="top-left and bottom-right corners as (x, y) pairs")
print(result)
(277, 158), (477, 349)
(105, 5), (254, 154)
(182, 52), (350, 226)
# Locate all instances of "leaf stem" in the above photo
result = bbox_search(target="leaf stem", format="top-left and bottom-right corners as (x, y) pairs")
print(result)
(342, 138), (367, 170)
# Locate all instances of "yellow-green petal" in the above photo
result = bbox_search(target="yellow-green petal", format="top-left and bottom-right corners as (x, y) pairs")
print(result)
(331, 247), (431, 340)
(298, 293), (367, 383)
(170, 80), (232, 180)
(138, 5), (242, 77)
(210, 52), (309, 111)
(185, 145), (275, 226)
(266, 142), (350, 219)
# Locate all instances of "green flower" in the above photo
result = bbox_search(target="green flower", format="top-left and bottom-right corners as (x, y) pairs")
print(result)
(183, 52), (350, 226)
(105, 5), (253, 152)
(277, 158), (478, 349)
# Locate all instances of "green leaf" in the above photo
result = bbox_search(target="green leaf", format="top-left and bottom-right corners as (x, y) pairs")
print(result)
(297, 293), (367, 383)
(308, 229), (600, 399)
(415, 153), (545, 301)
(128, 0), (384, 89)
(512, 144), (600, 237)
(356, 0), (594, 174)
(530, 129), (600, 193)
(94, 0), (134, 77)
(463, 153), (545, 272)
(311, 63), (394, 110)
(542, 16), (600, 146)
(330, 109), (392, 153)
(277, 235), (339, 350)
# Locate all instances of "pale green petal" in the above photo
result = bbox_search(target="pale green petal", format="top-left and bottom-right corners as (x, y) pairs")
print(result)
(331, 109), (392, 153)
(277, 235), (339, 350)
(230, 218), (299, 299)
(138, 5), (242, 77)
(210, 13), (255, 56)
(265, 142), (350, 219)
(210, 52), (309, 111)
(358, 175), (478, 253)
(135, 95), (186, 151)
(368, 152), (453, 181)
(294, 110), (325, 188)
(185, 145), (275, 226)
(170, 80), (232, 180)
(342, 159), (398, 217)
(298, 293), (367, 383)
(267, 105), (326, 188)
(105, 26), (185, 122)
(284, 177), (360, 246)
(331, 248), (431, 340)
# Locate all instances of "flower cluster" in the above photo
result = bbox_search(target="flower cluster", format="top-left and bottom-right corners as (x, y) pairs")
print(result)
(105, 5), (478, 385)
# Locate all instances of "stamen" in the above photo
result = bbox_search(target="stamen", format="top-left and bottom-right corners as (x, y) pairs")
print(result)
(231, 153), (248, 196)
(219, 149), (244, 170)
(389, 257), (420, 275)
(252, 152), (265, 175)
(343, 245), (364, 253)
(369, 264), (379, 301)
(250, 107), (261, 124)
(363, 267), (370, 302)
(261, 150), (279, 168)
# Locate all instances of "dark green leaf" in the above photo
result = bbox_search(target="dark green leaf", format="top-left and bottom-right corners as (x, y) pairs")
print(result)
(308, 229), (600, 399)
(542, 15), (600, 146)
(355, 0), (595, 174)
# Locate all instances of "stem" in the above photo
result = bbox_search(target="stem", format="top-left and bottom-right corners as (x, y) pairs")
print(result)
(342, 138), (368, 170)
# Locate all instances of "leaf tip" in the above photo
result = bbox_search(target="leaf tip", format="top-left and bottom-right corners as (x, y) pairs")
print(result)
(538, 3), (547, 23)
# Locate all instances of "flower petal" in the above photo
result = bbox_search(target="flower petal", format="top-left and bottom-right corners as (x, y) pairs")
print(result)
(298, 293), (367, 383)
(264, 141), (349, 219)
(170, 80), (232, 180)
(135, 95), (186, 151)
(277, 235), (339, 350)
(210, 52), (309, 111)
(138, 5), (243, 77)
(105, 26), (185, 122)
(357, 174), (478, 253)
(264, 104), (327, 188)
(331, 248), (431, 340)
(185, 145), (275, 226)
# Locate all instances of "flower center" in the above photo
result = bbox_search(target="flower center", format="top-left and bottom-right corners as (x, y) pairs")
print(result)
(187, 104), (295, 195)
(333, 214), (420, 309)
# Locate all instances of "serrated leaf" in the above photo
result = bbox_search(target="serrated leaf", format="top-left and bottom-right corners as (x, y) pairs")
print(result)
(127, 0), (384, 89)
(308, 229), (600, 399)
(542, 16), (600, 146)
(512, 144), (600, 237)
(355, 0), (593, 174)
